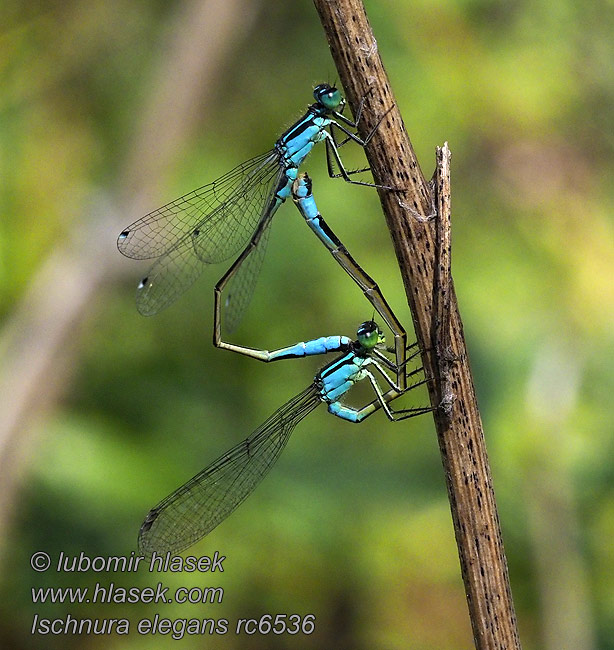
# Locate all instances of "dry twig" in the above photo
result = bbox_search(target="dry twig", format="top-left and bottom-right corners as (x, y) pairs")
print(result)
(313, 1), (522, 647)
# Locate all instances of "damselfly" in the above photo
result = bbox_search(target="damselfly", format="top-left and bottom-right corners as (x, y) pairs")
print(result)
(215, 172), (409, 390)
(138, 320), (429, 557)
(118, 84), (387, 326)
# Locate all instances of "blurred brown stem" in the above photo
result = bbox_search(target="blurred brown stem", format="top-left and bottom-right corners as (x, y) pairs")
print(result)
(0, 0), (257, 559)
(313, 1), (522, 648)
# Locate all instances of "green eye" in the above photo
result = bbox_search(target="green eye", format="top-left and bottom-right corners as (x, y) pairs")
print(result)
(314, 84), (342, 111)
(357, 320), (383, 348)
(321, 88), (341, 110)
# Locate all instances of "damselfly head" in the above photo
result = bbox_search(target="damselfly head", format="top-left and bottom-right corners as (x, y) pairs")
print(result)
(357, 320), (384, 349)
(313, 83), (343, 111)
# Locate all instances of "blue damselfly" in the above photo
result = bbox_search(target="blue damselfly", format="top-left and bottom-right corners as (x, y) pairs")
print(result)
(118, 85), (388, 327)
(139, 321), (428, 557)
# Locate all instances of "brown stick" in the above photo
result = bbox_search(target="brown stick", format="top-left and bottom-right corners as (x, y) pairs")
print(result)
(313, 1), (522, 648)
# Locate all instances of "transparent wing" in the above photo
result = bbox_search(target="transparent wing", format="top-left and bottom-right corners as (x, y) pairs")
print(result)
(132, 165), (285, 316)
(134, 234), (205, 316)
(117, 150), (280, 261)
(138, 384), (321, 557)
(223, 219), (272, 334)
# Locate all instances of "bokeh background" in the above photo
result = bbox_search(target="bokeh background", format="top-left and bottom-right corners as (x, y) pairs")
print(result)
(1, 0), (613, 648)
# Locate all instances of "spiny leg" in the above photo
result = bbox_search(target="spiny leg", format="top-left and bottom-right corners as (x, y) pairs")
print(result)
(324, 133), (387, 188)
(372, 344), (423, 389)
(325, 134), (371, 182)
(323, 106), (395, 189)
(327, 370), (431, 424)
(367, 355), (427, 397)
(333, 99), (393, 148)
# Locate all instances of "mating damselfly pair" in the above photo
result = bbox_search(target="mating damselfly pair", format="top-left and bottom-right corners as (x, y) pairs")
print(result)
(119, 84), (431, 557)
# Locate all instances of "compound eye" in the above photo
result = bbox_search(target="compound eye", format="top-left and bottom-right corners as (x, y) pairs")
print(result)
(357, 320), (380, 348)
(314, 84), (342, 110)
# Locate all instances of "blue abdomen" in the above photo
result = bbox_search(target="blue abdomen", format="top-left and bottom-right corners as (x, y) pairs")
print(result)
(306, 335), (350, 355)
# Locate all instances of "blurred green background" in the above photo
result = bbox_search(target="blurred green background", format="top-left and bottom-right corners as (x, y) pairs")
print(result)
(1, 0), (613, 648)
